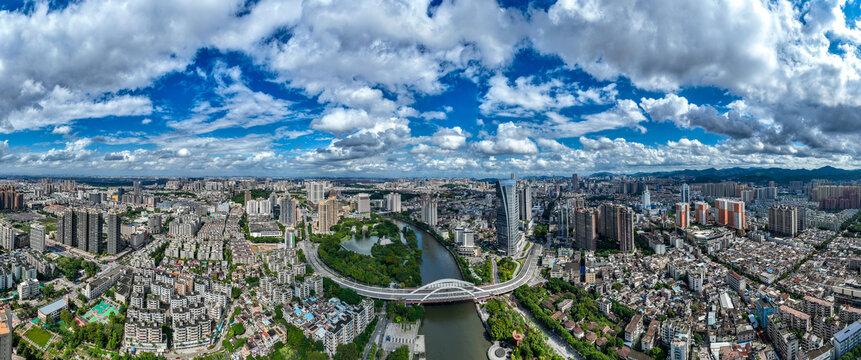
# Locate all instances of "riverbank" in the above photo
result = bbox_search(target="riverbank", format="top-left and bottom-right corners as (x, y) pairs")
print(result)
(384, 214), (478, 285)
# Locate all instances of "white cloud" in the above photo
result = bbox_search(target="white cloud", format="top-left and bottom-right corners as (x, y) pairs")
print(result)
(479, 73), (616, 117)
(473, 122), (538, 155)
(52, 125), (72, 135)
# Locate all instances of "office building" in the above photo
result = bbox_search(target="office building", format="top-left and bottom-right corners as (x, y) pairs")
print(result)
(496, 179), (522, 256)
(107, 209), (121, 255)
(356, 193), (370, 219)
(454, 226), (475, 247)
(30, 223), (46, 253)
(675, 203), (689, 229)
(421, 197), (438, 227)
(642, 186), (651, 210)
(715, 198), (745, 230)
(385, 192), (402, 213)
(574, 207), (597, 251)
(518, 185), (532, 223)
(681, 183), (690, 203)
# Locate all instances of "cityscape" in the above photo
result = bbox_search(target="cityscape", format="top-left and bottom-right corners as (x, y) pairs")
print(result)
(1, 1), (861, 360)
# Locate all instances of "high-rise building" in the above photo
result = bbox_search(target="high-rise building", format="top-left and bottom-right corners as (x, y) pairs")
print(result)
(680, 184), (690, 204)
(694, 202), (709, 225)
(30, 223), (46, 253)
(675, 203), (690, 229)
(496, 179), (522, 257)
(75, 208), (89, 251)
(385, 192), (402, 213)
(133, 180), (142, 196)
(316, 196), (338, 234)
(741, 190), (754, 203)
(148, 213), (162, 234)
(669, 333), (689, 360)
(756, 186), (778, 201)
(574, 207), (597, 251)
(598, 203), (634, 252)
(87, 209), (103, 254)
(0, 222), (15, 251)
(769, 205), (799, 237)
(58, 210), (76, 248)
(357, 193), (370, 219)
(421, 197), (438, 227)
(454, 226), (475, 247)
(642, 186), (651, 210)
(107, 209), (121, 255)
(306, 182), (326, 204)
(715, 198), (745, 230)
(0, 186), (24, 211)
(518, 185), (532, 223)
(0, 307), (11, 360)
(558, 200), (570, 241)
(278, 196), (298, 226)
(572, 173), (579, 190)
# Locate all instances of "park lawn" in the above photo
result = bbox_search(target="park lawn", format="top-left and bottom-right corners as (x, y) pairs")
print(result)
(23, 327), (53, 348)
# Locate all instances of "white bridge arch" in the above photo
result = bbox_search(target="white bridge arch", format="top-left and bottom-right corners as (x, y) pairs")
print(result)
(407, 279), (490, 302)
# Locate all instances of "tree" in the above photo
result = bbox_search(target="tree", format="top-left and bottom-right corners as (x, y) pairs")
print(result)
(388, 346), (410, 360)
(60, 309), (74, 325)
(646, 347), (666, 360)
(334, 343), (360, 360)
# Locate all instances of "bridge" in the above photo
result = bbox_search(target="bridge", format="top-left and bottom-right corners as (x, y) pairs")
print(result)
(302, 240), (543, 304)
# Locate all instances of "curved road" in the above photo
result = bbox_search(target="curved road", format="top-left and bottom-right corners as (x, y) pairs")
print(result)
(302, 240), (543, 303)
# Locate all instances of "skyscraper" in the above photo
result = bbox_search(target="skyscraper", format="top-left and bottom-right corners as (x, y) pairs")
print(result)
(715, 198), (745, 230)
(598, 203), (634, 252)
(694, 202), (710, 225)
(642, 186), (651, 210)
(496, 179), (522, 256)
(75, 208), (89, 251)
(681, 183), (690, 203)
(316, 196), (338, 234)
(0, 307), (11, 360)
(148, 213), (162, 234)
(421, 197), (438, 227)
(87, 209), (103, 254)
(59, 210), (76, 248)
(30, 223), (46, 253)
(357, 193), (370, 219)
(107, 209), (121, 255)
(574, 207), (597, 251)
(675, 203), (690, 229)
(571, 173), (579, 190)
(385, 192), (402, 212)
(768, 205), (798, 237)
(278, 196), (297, 226)
(306, 182), (326, 204)
(518, 185), (532, 223)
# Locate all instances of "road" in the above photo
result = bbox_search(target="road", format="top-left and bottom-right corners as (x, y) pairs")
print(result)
(302, 240), (543, 303)
(511, 296), (584, 360)
(362, 303), (387, 360)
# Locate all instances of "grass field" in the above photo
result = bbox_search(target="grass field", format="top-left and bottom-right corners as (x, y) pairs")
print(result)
(23, 327), (53, 348)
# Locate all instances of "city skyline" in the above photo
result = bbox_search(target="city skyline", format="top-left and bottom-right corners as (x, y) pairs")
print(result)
(1, 0), (861, 177)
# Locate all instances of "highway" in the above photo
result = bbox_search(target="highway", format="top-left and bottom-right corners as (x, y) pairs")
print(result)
(301, 240), (543, 303)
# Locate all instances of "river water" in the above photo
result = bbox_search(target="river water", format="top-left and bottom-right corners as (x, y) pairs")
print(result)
(389, 219), (492, 360)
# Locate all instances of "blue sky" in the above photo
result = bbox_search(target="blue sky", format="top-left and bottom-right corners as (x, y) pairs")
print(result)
(0, 0), (860, 177)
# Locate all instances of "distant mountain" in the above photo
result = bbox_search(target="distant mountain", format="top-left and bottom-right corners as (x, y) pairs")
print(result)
(632, 166), (861, 183)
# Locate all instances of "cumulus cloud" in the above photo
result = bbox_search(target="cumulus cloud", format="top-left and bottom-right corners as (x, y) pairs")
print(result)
(479, 73), (617, 117)
(474, 122), (539, 155)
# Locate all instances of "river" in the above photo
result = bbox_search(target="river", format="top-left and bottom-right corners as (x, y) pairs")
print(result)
(390, 219), (492, 360)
